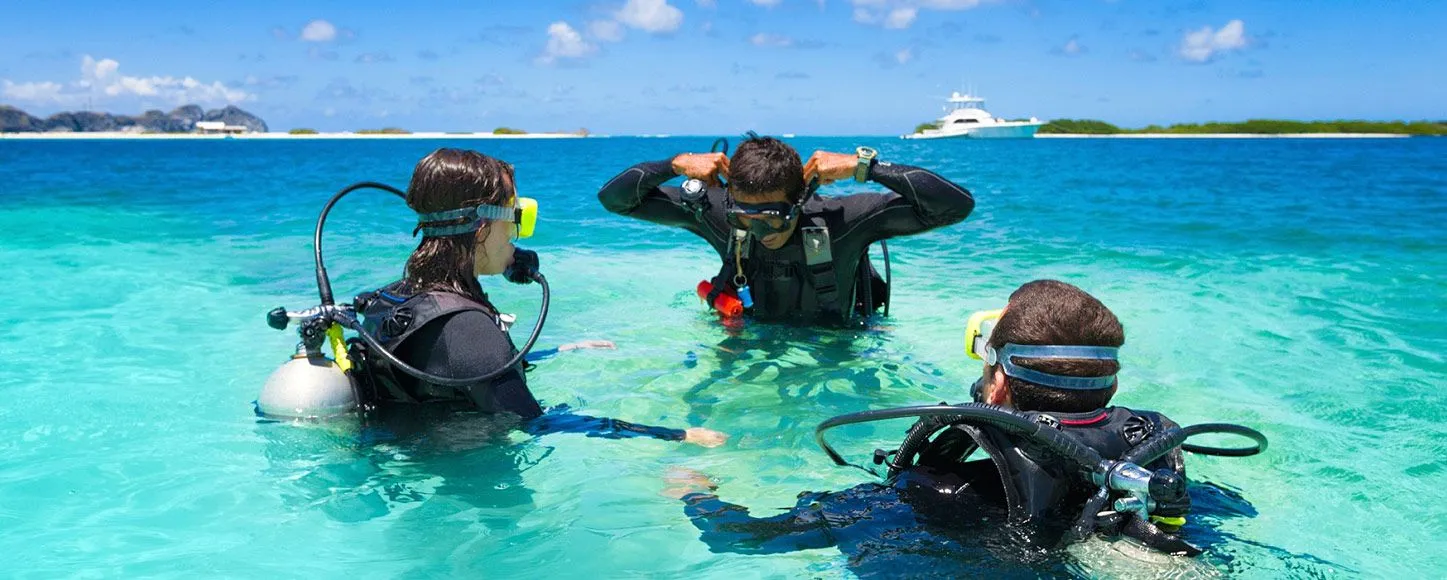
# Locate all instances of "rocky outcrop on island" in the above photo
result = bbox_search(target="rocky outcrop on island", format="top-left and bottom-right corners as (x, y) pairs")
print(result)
(0, 104), (268, 133)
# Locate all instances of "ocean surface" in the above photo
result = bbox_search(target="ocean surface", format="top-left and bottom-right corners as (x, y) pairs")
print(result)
(1, 136), (1444, 578)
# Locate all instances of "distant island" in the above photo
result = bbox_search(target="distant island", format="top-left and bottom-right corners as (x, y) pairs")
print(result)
(1036, 118), (1447, 136)
(0, 104), (268, 133)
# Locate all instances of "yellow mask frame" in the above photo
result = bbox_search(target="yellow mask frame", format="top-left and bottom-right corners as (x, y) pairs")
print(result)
(964, 309), (1004, 361)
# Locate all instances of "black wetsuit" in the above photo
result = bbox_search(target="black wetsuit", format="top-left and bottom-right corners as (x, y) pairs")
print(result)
(681, 467), (1066, 577)
(389, 301), (686, 442)
(597, 159), (975, 324)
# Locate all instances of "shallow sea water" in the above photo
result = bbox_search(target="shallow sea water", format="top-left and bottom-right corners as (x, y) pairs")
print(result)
(1, 136), (1444, 578)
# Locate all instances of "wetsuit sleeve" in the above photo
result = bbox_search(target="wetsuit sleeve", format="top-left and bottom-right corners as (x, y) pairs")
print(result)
(524, 408), (687, 442)
(596, 159), (702, 231)
(399, 310), (544, 419)
(680, 492), (836, 554)
(836, 162), (975, 241)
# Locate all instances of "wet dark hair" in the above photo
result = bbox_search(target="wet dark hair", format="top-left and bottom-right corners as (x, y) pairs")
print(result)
(402, 148), (515, 305)
(728, 135), (805, 203)
(987, 280), (1124, 413)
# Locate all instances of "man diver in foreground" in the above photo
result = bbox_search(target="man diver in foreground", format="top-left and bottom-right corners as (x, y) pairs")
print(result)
(597, 135), (974, 325)
(668, 280), (1267, 572)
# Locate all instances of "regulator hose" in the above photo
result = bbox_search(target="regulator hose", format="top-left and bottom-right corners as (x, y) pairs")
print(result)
(308, 181), (551, 388)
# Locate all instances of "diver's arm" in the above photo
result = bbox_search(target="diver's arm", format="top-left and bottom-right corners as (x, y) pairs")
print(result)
(524, 340), (616, 363)
(680, 492), (837, 554)
(839, 162), (975, 240)
(596, 160), (699, 229)
(524, 408), (687, 442)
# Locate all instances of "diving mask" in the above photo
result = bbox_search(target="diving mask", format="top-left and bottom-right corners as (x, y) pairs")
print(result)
(725, 198), (802, 236)
(416, 197), (538, 239)
(965, 309), (1004, 361)
(965, 308), (1120, 391)
(723, 177), (818, 237)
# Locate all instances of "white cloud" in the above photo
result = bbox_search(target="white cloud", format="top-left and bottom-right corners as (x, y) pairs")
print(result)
(895, 47), (913, 64)
(1179, 19), (1247, 62)
(539, 21), (597, 64)
(883, 7), (917, 28)
(749, 33), (794, 47)
(1061, 37), (1084, 55)
(918, 0), (982, 7)
(616, 0), (684, 33)
(589, 20), (626, 42)
(2, 55), (251, 107)
(300, 19), (337, 42)
(851, 0), (990, 29)
(1, 80), (65, 102)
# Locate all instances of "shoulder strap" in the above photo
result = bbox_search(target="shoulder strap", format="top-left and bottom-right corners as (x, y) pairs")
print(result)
(801, 217), (843, 318)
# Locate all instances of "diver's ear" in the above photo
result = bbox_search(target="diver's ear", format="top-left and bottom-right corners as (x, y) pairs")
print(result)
(987, 368), (1012, 406)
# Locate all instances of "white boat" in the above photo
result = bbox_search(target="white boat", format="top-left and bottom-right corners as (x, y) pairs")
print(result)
(903, 92), (1043, 140)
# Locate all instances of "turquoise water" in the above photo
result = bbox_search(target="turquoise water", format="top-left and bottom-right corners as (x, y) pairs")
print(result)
(2, 136), (1444, 577)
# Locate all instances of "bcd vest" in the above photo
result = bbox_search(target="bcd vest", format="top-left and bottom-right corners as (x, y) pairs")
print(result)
(906, 407), (1189, 530)
(346, 281), (514, 411)
(710, 216), (889, 323)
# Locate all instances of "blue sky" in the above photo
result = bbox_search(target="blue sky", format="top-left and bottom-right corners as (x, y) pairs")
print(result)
(2, 0), (1444, 134)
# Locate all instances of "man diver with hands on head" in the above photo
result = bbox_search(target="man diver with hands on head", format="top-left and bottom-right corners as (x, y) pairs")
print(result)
(666, 281), (1268, 572)
(597, 135), (974, 325)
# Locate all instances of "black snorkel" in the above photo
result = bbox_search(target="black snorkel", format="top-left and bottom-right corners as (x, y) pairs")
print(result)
(267, 181), (550, 387)
(815, 403), (1267, 553)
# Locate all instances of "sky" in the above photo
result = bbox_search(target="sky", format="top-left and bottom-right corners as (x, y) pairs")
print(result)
(2, 0), (1445, 135)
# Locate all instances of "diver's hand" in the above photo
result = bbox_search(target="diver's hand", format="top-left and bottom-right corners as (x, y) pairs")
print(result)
(683, 427), (728, 448)
(558, 340), (616, 352)
(662, 466), (719, 498)
(671, 153), (730, 186)
(802, 150), (859, 186)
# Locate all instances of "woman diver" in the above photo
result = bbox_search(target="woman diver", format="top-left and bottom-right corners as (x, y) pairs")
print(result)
(345, 148), (725, 446)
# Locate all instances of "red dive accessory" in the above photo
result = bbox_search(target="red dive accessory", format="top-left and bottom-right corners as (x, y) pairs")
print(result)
(696, 280), (744, 318)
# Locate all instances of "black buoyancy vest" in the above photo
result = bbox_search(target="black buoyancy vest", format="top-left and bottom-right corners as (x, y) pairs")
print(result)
(914, 407), (1186, 523)
(348, 281), (506, 407)
(713, 213), (888, 323)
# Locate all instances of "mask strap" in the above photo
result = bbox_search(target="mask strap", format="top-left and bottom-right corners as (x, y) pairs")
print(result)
(986, 344), (1119, 391)
(415, 203), (516, 237)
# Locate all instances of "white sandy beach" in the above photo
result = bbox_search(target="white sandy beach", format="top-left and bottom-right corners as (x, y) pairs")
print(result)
(0, 131), (593, 140)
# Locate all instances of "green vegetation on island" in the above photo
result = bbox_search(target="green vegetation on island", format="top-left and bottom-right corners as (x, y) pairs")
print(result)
(913, 121), (941, 134)
(288, 128), (319, 135)
(357, 127), (411, 135)
(492, 127), (527, 135)
(1036, 118), (1447, 136)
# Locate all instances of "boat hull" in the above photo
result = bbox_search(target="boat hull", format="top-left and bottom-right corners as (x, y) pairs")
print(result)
(904, 122), (1042, 140)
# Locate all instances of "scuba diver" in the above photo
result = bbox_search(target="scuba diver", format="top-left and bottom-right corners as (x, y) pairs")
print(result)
(596, 134), (974, 326)
(259, 148), (725, 447)
(666, 280), (1268, 573)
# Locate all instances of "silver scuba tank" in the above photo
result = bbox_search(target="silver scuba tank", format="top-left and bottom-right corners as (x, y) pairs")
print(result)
(256, 345), (358, 420)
